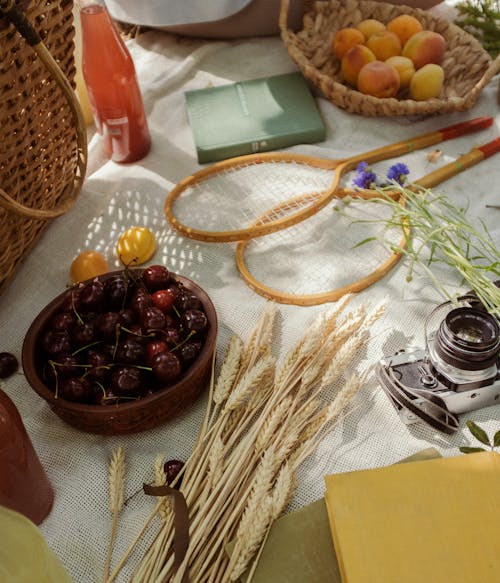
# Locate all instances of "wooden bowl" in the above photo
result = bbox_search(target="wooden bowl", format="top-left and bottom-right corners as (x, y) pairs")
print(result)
(22, 269), (218, 435)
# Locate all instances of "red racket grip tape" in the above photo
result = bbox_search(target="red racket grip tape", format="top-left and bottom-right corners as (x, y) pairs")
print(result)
(439, 116), (493, 140)
(478, 137), (500, 159)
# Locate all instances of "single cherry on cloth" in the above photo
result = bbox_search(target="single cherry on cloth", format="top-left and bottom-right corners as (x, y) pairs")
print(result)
(0, 352), (18, 378)
(0, 389), (54, 525)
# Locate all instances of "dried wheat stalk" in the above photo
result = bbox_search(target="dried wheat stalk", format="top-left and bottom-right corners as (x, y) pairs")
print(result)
(107, 299), (385, 582)
(102, 446), (125, 583)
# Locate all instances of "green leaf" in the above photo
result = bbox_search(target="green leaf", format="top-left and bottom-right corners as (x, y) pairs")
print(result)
(459, 446), (487, 454)
(493, 430), (500, 448)
(352, 237), (378, 248)
(466, 420), (491, 446)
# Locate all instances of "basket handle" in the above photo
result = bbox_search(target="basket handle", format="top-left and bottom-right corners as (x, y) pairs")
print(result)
(279, 0), (316, 32)
(0, 0), (87, 220)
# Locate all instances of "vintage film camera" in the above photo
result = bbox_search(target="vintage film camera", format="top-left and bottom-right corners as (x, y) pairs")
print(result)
(377, 286), (500, 434)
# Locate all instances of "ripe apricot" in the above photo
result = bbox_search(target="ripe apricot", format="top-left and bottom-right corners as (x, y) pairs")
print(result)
(366, 30), (402, 61)
(410, 63), (444, 100)
(385, 55), (416, 89)
(387, 14), (423, 45)
(356, 18), (386, 40)
(357, 61), (401, 98)
(341, 44), (377, 87)
(331, 27), (366, 59)
(403, 30), (446, 69)
(70, 250), (109, 283)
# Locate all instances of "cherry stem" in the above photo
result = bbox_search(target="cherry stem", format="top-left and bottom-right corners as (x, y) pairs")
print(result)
(72, 340), (103, 357)
(171, 330), (196, 352)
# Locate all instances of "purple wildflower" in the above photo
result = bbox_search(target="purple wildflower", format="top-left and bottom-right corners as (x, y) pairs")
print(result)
(352, 161), (378, 189)
(386, 163), (410, 185)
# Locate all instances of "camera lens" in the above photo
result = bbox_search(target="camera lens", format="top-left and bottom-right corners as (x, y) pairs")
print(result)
(435, 307), (500, 371)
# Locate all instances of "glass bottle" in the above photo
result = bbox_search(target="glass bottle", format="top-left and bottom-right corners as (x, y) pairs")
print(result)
(0, 389), (54, 525)
(79, 0), (151, 163)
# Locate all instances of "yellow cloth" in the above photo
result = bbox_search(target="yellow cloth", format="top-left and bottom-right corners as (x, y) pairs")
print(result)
(324, 451), (500, 583)
(0, 506), (73, 583)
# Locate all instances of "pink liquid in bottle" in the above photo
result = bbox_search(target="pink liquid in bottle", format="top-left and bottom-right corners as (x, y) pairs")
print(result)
(80, 3), (151, 163)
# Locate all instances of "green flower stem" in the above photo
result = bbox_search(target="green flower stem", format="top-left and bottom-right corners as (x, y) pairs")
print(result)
(338, 184), (500, 316)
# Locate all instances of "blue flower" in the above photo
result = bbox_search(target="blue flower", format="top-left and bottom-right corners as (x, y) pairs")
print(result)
(352, 162), (378, 189)
(386, 162), (410, 185)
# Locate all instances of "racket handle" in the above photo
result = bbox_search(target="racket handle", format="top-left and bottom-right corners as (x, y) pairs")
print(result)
(348, 116), (493, 168)
(438, 116), (493, 141)
(478, 137), (500, 158)
(415, 138), (500, 189)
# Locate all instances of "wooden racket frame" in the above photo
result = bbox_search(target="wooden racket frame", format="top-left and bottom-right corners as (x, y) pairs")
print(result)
(165, 117), (493, 243)
(235, 138), (500, 306)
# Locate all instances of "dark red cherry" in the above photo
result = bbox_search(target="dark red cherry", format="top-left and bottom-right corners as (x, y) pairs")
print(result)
(79, 280), (105, 312)
(85, 350), (110, 380)
(183, 309), (207, 332)
(130, 288), (153, 313)
(151, 351), (182, 383)
(95, 312), (121, 340)
(179, 342), (202, 365)
(0, 352), (19, 379)
(142, 265), (170, 292)
(110, 366), (143, 397)
(60, 287), (81, 312)
(146, 340), (169, 365)
(116, 339), (146, 364)
(50, 312), (76, 333)
(118, 308), (135, 328)
(141, 306), (166, 331)
(104, 275), (129, 310)
(51, 353), (80, 377)
(71, 322), (95, 346)
(163, 459), (184, 488)
(42, 330), (72, 356)
(152, 289), (177, 312)
(176, 292), (202, 311)
(59, 377), (94, 403)
(163, 327), (182, 347)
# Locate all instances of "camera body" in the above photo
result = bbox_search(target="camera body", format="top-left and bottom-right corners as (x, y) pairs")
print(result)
(377, 298), (500, 434)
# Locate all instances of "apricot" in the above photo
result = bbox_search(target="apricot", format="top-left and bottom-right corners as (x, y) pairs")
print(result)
(402, 30), (446, 69)
(366, 30), (402, 61)
(331, 27), (366, 59)
(357, 61), (401, 98)
(385, 55), (416, 89)
(356, 18), (386, 40)
(409, 63), (444, 100)
(387, 14), (423, 45)
(70, 250), (109, 283)
(341, 44), (377, 87)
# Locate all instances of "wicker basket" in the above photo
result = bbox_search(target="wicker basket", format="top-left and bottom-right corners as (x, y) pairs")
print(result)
(0, 0), (87, 293)
(279, 0), (500, 116)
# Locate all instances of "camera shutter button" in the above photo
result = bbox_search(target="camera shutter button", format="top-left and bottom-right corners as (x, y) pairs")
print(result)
(421, 373), (438, 388)
(418, 365), (438, 388)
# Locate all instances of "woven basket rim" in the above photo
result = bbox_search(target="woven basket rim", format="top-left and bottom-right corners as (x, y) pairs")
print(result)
(280, 0), (500, 116)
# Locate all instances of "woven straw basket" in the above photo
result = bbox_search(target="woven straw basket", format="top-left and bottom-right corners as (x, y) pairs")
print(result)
(280, 0), (500, 116)
(0, 0), (87, 293)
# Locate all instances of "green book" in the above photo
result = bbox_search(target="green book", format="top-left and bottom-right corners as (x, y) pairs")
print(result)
(185, 72), (326, 164)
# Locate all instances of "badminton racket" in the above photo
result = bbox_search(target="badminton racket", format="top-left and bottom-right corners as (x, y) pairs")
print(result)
(235, 137), (500, 306)
(165, 116), (493, 242)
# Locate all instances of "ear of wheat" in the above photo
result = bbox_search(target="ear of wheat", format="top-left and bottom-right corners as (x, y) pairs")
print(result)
(105, 300), (384, 582)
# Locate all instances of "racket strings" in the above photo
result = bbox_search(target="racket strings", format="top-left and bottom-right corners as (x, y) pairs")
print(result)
(170, 161), (335, 233)
(237, 198), (403, 301)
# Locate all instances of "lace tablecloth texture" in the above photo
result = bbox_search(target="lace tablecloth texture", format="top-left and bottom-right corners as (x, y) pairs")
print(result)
(0, 13), (499, 582)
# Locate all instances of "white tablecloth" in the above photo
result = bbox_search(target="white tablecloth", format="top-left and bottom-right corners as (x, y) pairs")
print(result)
(0, 8), (499, 582)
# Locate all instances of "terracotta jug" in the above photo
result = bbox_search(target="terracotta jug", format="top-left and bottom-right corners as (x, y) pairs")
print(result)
(0, 389), (54, 524)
